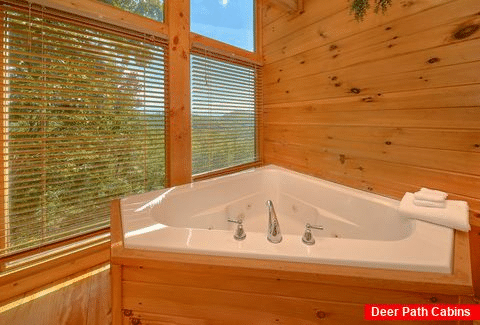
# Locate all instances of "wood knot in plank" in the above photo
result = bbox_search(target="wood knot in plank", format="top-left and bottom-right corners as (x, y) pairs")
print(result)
(453, 24), (479, 39)
(350, 88), (361, 94)
(316, 310), (327, 319)
(131, 318), (142, 325)
(329, 44), (338, 51)
(362, 96), (374, 102)
(339, 154), (346, 164)
(123, 309), (133, 317)
(427, 57), (440, 64)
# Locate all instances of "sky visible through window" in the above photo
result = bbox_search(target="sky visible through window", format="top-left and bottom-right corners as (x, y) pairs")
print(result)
(191, 0), (254, 52)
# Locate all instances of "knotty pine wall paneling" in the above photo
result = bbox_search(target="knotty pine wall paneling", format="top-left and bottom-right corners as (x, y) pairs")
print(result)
(262, 0), (480, 296)
(0, 268), (111, 325)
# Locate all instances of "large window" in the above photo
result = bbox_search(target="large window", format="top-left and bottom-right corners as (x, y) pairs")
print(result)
(1, 3), (167, 258)
(191, 0), (254, 52)
(191, 48), (261, 175)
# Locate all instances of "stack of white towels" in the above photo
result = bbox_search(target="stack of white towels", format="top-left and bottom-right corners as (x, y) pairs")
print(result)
(399, 188), (470, 231)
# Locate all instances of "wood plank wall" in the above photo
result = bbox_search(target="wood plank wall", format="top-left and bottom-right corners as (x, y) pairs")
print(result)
(262, 0), (480, 292)
(0, 268), (111, 325)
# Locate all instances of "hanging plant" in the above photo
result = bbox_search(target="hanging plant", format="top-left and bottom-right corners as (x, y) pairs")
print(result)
(350, 0), (393, 21)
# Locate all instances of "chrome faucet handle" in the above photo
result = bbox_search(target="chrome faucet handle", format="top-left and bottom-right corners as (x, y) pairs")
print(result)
(227, 218), (246, 241)
(302, 223), (324, 245)
(306, 223), (324, 230)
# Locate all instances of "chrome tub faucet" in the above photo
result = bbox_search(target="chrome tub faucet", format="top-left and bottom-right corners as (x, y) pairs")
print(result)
(227, 218), (246, 241)
(266, 200), (282, 244)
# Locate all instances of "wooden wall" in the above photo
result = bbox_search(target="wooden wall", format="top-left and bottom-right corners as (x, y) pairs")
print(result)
(262, 0), (480, 291)
(0, 267), (111, 325)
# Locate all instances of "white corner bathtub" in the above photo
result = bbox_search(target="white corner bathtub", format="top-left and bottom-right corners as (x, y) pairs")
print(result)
(120, 165), (454, 273)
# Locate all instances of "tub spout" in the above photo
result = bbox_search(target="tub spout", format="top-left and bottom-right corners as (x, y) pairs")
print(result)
(266, 200), (282, 244)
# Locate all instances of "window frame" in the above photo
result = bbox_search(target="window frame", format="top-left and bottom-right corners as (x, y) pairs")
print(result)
(188, 0), (263, 181)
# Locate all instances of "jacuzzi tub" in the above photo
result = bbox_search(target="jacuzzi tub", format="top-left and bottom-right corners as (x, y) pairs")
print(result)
(120, 165), (454, 273)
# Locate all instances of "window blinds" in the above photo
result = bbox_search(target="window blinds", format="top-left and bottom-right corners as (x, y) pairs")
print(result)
(190, 47), (262, 175)
(0, 2), (167, 258)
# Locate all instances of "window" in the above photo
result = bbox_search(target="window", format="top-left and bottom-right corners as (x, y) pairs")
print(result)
(191, 0), (254, 52)
(190, 48), (261, 175)
(1, 3), (167, 259)
(96, 0), (164, 23)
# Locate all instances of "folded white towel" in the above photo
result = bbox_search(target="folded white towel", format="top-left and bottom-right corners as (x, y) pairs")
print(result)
(399, 192), (470, 232)
(413, 187), (448, 202)
(413, 199), (446, 208)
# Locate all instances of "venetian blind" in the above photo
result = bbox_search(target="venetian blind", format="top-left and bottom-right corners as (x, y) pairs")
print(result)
(0, 2), (167, 258)
(190, 47), (262, 175)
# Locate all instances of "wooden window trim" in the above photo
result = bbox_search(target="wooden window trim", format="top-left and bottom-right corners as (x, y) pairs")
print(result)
(190, 33), (263, 66)
(0, 229), (109, 265)
(165, 0), (192, 187)
(192, 162), (263, 182)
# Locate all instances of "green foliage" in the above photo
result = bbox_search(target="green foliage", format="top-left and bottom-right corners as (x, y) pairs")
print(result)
(351, 0), (393, 21)
(98, 0), (164, 22)
(192, 112), (256, 175)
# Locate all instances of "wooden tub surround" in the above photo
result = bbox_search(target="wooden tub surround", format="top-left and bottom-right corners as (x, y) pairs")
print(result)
(110, 199), (474, 325)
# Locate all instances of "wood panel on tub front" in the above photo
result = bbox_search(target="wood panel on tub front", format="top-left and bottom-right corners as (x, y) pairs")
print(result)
(110, 199), (474, 325)
(118, 263), (472, 325)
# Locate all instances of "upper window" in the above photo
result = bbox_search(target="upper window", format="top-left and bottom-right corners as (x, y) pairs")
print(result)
(191, 0), (254, 52)
(97, 0), (164, 22)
